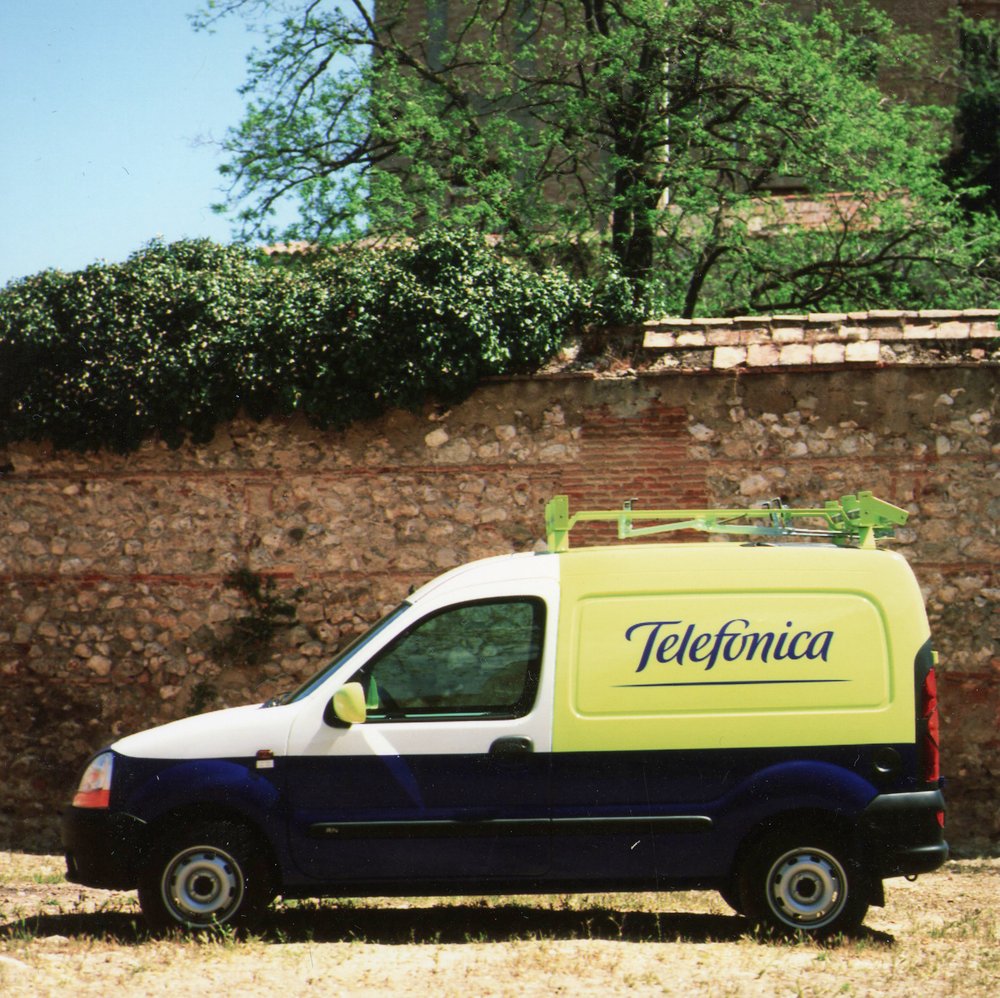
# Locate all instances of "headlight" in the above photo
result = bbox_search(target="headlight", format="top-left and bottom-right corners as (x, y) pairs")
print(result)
(72, 751), (114, 809)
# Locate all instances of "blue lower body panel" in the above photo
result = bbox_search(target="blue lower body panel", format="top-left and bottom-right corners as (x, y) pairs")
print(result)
(75, 744), (945, 896)
(279, 742), (938, 892)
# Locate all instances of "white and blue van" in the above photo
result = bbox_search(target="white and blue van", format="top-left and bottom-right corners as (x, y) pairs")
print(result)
(63, 493), (947, 935)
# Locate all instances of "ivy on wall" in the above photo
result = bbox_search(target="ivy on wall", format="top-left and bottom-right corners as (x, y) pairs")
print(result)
(0, 231), (593, 454)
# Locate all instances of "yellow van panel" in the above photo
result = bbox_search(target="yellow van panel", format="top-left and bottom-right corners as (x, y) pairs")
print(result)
(573, 593), (889, 713)
(552, 544), (928, 752)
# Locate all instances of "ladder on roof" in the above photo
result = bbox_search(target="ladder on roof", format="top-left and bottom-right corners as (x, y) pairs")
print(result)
(544, 491), (908, 553)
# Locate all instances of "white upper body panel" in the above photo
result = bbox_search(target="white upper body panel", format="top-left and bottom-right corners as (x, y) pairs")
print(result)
(111, 551), (560, 761)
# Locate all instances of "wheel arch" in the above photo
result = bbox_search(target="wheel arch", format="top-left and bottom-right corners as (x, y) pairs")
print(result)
(121, 758), (285, 863)
(735, 807), (860, 867)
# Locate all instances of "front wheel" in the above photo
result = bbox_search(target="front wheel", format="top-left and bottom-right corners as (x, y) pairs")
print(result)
(138, 820), (275, 932)
(739, 832), (871, 937)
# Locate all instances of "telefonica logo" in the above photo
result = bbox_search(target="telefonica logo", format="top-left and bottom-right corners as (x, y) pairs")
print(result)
(626, 619), (834, 673)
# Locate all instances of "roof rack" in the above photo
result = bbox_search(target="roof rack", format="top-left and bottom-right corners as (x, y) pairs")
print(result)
(544, 491), (908, 553)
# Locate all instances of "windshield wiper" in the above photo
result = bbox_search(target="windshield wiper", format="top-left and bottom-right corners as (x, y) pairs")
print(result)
(262, 691), (292, 708)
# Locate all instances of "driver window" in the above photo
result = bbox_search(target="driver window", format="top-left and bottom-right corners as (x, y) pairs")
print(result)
(356, 598), (544, 720)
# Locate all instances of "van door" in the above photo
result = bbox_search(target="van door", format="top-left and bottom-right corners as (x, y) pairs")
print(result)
(284, 596), (553, 885)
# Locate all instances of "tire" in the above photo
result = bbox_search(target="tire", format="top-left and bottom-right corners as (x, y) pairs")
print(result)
(738, 830), (870, 937)
(138, 820), (275, 932)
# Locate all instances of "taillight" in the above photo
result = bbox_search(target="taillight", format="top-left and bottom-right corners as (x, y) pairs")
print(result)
(921, 667), (940, 784)
(72, 752), (114, 809)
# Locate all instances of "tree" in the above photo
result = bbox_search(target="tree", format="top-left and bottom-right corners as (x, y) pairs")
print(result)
(946, 12), (1000, 216)
(197, 0), (1000, 316)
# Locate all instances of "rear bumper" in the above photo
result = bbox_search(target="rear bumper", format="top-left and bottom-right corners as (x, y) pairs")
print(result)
(861, 788), (948, 878)
(62, 807), (147, 890)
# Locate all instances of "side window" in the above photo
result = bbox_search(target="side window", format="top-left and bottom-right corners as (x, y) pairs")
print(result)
(357, 598), (545, 721)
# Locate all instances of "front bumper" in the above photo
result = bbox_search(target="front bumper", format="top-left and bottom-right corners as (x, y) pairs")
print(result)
(861, 787), (948, 878)
(62, 807), (147, 890)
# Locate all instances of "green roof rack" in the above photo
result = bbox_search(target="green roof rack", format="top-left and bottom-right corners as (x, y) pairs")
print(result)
(544, 491), (908, 553)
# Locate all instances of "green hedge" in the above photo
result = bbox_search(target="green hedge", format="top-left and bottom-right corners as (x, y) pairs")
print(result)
(0, 232), (587, 453)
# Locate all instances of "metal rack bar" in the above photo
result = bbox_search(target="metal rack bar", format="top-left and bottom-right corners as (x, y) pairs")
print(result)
(544, 491), (908, 552)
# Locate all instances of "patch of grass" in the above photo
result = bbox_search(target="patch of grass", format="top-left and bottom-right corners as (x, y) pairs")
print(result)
(0, 854), (998, 996)
(31, 872), (65, 886)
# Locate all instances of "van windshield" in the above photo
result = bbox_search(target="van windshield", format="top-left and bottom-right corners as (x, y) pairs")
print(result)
(274, 602), (411, 706)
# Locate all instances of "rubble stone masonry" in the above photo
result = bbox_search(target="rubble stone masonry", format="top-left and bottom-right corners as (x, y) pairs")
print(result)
(1, 312), (997, 853)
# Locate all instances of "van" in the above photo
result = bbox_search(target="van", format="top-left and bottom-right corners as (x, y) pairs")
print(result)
(63, 492), (947, 936)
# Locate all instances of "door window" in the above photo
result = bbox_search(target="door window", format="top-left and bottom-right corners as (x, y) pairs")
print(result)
(357, 598), (544, 721)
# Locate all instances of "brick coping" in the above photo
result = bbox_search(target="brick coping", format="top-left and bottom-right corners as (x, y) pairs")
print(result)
(642, 310), (999, 370)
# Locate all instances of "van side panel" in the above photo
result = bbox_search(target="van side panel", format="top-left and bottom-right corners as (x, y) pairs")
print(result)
(552, 545), (928, 753)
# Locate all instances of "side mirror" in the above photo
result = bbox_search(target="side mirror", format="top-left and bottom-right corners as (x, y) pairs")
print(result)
(330, 682), (367, 725)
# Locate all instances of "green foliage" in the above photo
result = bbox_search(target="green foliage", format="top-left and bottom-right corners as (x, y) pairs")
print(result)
(0, 240), (289, 452)
(188, 680), (220, 715)
(946, 13), (1000, 216)
(196, 0), (1000, 316)
(294, 229), (585, 424)
(214, 567), (303, 667)
(0, 232), (585, 453)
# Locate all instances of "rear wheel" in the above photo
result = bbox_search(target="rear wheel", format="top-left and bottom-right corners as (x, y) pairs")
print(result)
(739, 830), (870, 937)
(138, 820), (275, 932)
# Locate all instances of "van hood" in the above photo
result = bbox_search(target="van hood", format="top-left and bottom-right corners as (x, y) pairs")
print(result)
(112, 702), (293, 761)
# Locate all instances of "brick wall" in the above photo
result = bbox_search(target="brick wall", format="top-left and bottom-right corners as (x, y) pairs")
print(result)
(1, 313), (997, 853)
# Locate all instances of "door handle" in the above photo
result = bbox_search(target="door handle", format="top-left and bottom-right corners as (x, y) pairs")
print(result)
(489, 736), (534, 757)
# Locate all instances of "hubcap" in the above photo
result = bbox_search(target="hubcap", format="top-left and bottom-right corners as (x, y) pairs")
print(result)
(161, 846), (244, 926)
(766, 847), (847, 927)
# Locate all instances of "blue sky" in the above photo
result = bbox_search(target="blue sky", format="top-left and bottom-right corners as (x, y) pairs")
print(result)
(0, 1), (282, 286)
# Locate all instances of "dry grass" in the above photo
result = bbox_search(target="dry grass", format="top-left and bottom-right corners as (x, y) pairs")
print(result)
(1, 852), (997, 996)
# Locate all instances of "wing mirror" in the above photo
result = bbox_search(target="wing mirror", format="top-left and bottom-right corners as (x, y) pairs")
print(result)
(329, 682), (367, 726)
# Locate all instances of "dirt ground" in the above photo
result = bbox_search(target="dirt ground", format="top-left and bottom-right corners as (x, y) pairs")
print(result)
(1, 852), (997, 997)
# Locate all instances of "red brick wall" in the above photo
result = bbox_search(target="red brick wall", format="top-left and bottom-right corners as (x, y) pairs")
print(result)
(563, 402), (704, 508)
(2, 350), (995, 853)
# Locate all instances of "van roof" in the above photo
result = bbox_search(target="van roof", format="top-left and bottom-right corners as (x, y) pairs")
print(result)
(409, 539), (913, 606)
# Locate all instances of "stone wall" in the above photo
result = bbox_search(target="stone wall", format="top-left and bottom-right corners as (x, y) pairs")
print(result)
(1, 313), (997, 853)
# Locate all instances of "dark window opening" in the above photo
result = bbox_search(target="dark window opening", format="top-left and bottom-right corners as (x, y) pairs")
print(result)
(354, 597), (545, 721)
